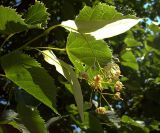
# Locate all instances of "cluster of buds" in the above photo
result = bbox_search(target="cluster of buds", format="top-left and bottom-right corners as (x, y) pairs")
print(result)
(103, 63), (121, 81)
(79, 71), (89, 80)
(114, 81), (123, 92)
(95, 107), (107, 114)
(114, 80), (124, 100)
(114, 92), (123, 100)
(89, 74), (103, 91)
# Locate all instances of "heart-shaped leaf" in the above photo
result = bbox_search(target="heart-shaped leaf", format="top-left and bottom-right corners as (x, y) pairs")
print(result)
(66, 32), (112, 67)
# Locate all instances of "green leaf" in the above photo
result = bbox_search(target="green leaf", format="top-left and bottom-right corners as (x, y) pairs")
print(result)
(82, 112), (103, 133)
(42, 50), (84, 121)
(68, 66), (84, 121)
(64, 83), (73, 94)
(106, 110), (121, 128)
(46, 116), (62, 128)
(0, 127), (3, 133)
(24, 1), (49, 28)
(75, 3), (124, 33)
(55, 61), (84, 121)
(66, 32), (112, 67)
(121, 50), (139, 70)
(0, 53), (58, 114)
(17, 103), (47, 133)
(124, 38), (142, 47)
(61, 3), (140, 39)
(9, 121), (30, 133)
(42, 50), (66, 78)
(0, 6), (28, 34)
(121, 115), (149, 133)
(0, 110), (17, 124)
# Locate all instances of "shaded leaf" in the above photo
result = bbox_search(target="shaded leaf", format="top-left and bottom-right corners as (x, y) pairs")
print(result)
(46, 116), (62, 128)
(121, 115), (149, 133)
(0, 126), (3, 133)
(106, 110), (121, 128)
(0, 6), (28, 34)
(9, 121), (30, 133)
(124, 38), (142, 47)
(0, 53), (58, 114)
(68, 66), (84, 121)
(121, 50), (139, 70)
(0, 110), (17, 124)
(24, 1), (49, 27)
(82, 112), (103, 133)
(17, 103), (47, 133)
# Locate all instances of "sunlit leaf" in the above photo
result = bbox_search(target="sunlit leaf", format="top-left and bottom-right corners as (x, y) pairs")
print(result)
(0, 53), (58, 114)
(66, 32), (112, 67)
(61, 20), (78, 32)
(42, 50), (66, 78)
(89, 19), (141, 40)
(61, 3), (140, 39)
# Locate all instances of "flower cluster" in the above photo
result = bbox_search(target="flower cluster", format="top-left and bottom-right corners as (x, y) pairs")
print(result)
(95, 107), (107, 114)
(89, 74), (103, 91)
(103, 62), (121, 81)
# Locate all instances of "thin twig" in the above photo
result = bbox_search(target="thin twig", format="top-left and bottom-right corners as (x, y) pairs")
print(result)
(1, 34), (14, 50)
(31, 47), (66, 51)
(15, 24), (61, 51)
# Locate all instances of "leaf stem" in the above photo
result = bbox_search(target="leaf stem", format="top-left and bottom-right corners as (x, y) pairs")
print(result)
(31, 47), (66, 51)
(0, 74), (6, 77)
(15, 24), (61, 51)
(0, 34), (14, 50)
(101, 93), (114, 96)
(100, 93), (112, 110)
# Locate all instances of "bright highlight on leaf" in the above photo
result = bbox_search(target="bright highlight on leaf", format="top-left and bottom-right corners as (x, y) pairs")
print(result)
(61, 19), (141, 40)
(88, 19), (141, 40)
(61, 3), (141, 40)
(61, 20), (78, 32)
(42, 50), (66, 78)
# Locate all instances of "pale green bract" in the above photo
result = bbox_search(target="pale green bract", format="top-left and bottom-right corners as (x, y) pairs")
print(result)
(42, 50), (84, 121)
(42, 50), (66, 78)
